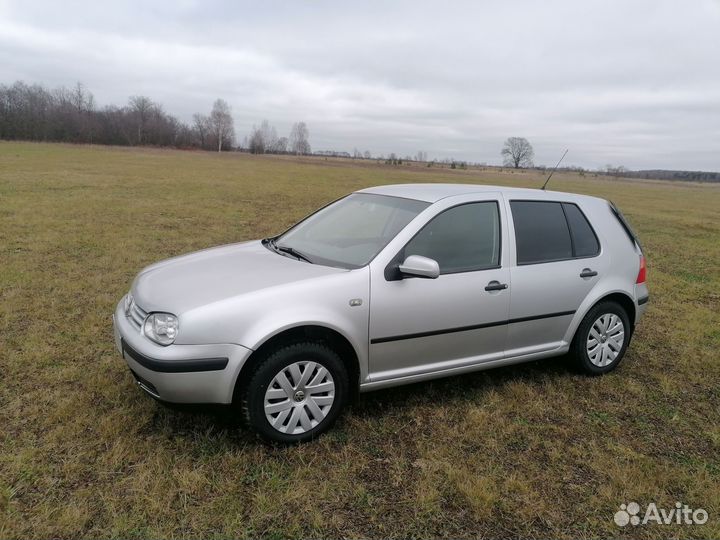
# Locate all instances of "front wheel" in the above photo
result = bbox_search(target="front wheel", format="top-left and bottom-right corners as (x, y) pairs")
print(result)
(241, 342), (349, 444)
(571, 301), (631, 375)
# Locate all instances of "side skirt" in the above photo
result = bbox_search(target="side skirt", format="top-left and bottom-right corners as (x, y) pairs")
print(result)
(359, 343), (569, 392)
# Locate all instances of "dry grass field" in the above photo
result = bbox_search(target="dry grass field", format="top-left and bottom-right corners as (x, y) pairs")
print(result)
(1, 141), (719, 539)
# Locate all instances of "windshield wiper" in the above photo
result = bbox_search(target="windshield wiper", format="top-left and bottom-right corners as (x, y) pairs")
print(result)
(276, 244), (314, 264)
(265, 238), (314, 264)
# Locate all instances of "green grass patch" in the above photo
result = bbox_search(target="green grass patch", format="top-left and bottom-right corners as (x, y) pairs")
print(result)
(1, 141), (719, 538)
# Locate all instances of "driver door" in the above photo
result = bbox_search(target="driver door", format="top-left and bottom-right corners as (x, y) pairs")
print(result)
(368, 196), (510, 382)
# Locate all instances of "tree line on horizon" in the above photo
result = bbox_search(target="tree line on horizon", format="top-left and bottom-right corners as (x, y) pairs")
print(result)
(0, 80), (312, 155)
(2, 80), (717, 181)
(0, 80), (527, 165)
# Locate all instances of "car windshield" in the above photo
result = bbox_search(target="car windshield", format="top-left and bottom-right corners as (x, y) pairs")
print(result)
(274, 193), (429, 269)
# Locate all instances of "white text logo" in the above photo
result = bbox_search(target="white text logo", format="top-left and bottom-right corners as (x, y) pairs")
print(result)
(614, 502), (708, 526)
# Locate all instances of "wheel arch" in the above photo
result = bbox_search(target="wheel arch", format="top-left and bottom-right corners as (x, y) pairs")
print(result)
(232, 324), (361, 404)
(568, 290), (636, 346)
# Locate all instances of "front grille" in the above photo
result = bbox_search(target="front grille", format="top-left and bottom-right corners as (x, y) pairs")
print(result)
(127, 300), (148, 330)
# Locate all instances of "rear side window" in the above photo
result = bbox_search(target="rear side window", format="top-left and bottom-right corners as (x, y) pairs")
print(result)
(510, 200), (601, 264)
(511, 201), (572, 264)
(562, 203), (600, 257)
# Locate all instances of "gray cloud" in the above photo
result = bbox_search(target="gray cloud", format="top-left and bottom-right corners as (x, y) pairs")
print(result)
(1, 0), (719, 170)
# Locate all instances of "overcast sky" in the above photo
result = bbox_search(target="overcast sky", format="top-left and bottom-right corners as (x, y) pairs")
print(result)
(1, 0), (719, 170)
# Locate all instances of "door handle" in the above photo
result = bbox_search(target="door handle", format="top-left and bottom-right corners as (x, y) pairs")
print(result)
(580, 268), (598, 278)
(485, 280), (508, 291)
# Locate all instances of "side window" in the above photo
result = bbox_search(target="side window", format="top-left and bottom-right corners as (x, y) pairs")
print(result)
(510, 201), (572, 264)
(562, 203), (600, 257)
(404, 202), (500, 274)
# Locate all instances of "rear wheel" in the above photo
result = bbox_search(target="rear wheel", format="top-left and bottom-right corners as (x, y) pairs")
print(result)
(241, 341), (349, 444)
(571, 301), (630, 375)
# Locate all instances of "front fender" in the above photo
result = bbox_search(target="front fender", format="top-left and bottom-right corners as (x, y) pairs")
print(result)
(178, 267), (370, 379)
(243, 308), (368, 375)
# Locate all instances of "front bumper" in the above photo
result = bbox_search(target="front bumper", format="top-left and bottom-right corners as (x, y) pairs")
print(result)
(113, 300), (253, 404)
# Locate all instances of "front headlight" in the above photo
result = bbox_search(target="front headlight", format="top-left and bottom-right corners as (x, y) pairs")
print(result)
(143, 312), (179, 346)
(124, 292), (134, 315)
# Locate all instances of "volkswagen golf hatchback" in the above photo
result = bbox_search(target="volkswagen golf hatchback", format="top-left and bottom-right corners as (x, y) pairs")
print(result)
(113, 184), (648, 443)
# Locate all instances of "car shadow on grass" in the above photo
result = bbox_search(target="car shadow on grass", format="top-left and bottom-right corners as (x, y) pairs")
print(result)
(139, 353), (579, 446)
(349, 353), (581, 421)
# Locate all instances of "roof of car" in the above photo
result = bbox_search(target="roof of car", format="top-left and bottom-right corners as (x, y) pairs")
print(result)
(357, 183), (597, 203)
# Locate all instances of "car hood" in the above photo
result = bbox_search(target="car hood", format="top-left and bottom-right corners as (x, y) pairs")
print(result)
(132, 240), (347, 314)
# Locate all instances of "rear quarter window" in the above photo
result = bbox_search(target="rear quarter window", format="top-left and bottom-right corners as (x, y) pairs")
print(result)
(562, 203), (600, 257)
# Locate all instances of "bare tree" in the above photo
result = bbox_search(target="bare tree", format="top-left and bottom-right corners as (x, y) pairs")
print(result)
(248, 124), (265, 154)
(289, 121), (311, 154)
(192, 113), (211, 149)
(363, 150), (371, 159)
(501, 137), (534, 168)
(71, 82), (93, 113)
(605, 164), (628, 179)
(128, 96), (155, 144)
(260, 120), (278, 152)
(210, 99), (234, 152)
(248, 120), (279, 154)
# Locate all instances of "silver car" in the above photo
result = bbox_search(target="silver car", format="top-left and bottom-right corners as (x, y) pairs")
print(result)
(113, 184), (648, 443)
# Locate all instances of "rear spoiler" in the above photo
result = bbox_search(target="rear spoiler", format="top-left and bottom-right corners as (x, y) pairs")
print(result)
(608, 201), (642, 252)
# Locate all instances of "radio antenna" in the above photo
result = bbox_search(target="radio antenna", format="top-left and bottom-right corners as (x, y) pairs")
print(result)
(541, 149), (568, 190)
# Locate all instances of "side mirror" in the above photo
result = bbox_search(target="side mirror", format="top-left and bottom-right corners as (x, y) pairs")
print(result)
(398, 255), (440, 279)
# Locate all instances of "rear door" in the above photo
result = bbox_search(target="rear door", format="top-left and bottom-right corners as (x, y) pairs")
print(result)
(504, 197), (608, 356)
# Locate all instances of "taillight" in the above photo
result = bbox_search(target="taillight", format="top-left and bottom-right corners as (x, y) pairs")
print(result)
(636, 255), (646, 284)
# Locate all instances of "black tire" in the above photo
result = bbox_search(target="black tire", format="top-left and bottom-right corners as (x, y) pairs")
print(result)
(571, 301), (631, 375)
(240, 341), (349, 444)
